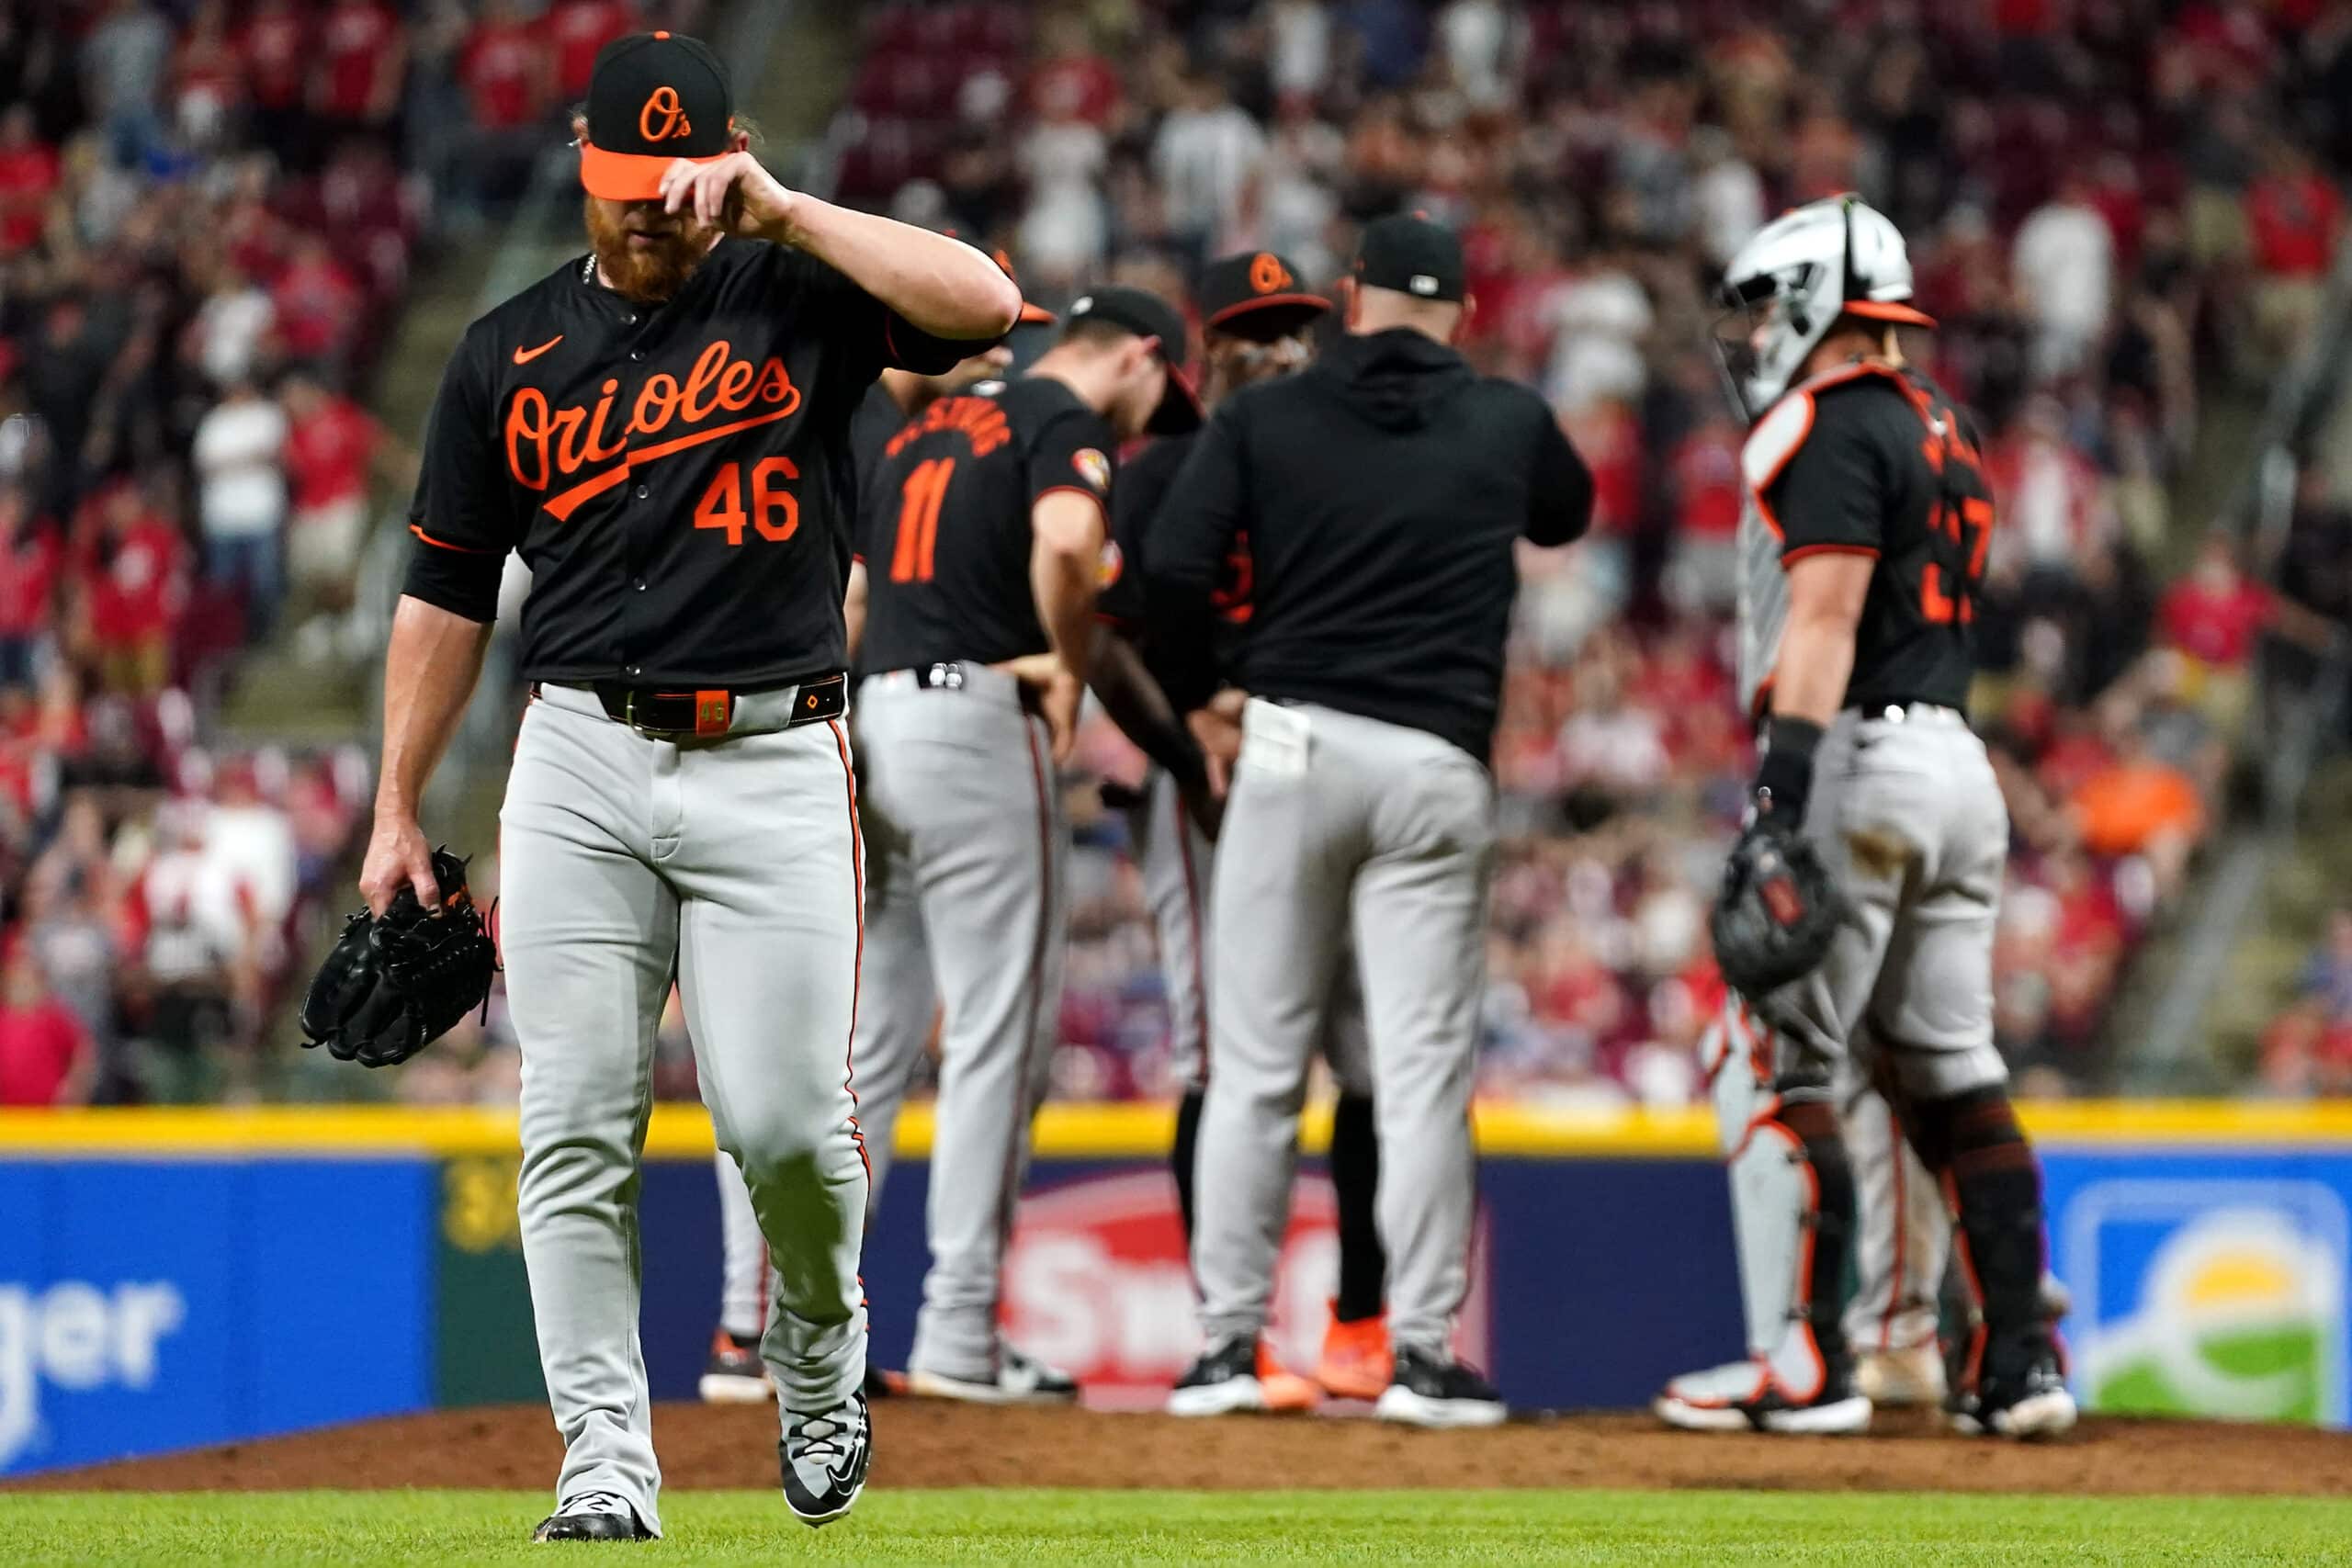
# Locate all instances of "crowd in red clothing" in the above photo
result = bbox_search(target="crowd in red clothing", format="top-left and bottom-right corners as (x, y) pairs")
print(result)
(809, 0), (2352, 1102)
(0, 0), (684, 1103)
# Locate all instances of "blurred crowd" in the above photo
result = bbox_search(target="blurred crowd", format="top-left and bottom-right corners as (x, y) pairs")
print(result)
(15, 0), (2352, 1107)
(808, 0), (2352, 1109)
(0, 0), (721, 1104)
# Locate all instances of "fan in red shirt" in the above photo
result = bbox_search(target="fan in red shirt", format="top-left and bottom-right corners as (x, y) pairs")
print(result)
(1027, 14), (1122, 128)
(0, 105), (59, 256)
(272, 236), (366, 364)
(237, 0), (308, 122)
(172, 1), (246, 149)
(548, 0), (638, 104)
(460, 1), (557, 133)
(281, 369), (385, 607)
(75, 482), (188, 698)
(311, 0), (406, 133)
(0, 947), (95, 1107)
(0, 488), (58, 687)
(2158, 537), (2273, 670)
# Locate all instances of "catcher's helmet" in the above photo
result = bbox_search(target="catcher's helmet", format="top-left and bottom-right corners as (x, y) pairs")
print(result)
(1713, 195), (1934, 421)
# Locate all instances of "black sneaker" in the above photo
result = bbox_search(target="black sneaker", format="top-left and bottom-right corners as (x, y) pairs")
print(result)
(697, 1328), (773, 1405)
(1375, 1346), (1509, 1429)
(779, 1391), (871, 1528)
(1952, 1333), (2077, 1439)
(1166, 1334), (1264, 1416)
(530, 1492), (650, 1541)
(907, 1345), (1081, 1404)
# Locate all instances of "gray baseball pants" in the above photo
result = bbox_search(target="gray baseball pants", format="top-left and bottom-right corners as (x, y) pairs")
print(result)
(1129, 764), (1373, 1097)
(1193, 700), (1494, 1358)
(502, 681), (868, 1534)
(1767, 703), (2010, 1100)
(850, 665), (1065, 1382)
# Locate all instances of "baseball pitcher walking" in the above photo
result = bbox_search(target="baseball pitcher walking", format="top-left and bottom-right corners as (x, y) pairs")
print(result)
(369, 33), (1017, 1539)
(848, 285), (1201, 1402)
(1148, 217), (1592, 1427)
(1657, 195), (2075, 1439)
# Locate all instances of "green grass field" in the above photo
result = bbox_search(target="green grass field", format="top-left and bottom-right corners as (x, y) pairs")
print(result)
(6, 1489), (2352, 1566)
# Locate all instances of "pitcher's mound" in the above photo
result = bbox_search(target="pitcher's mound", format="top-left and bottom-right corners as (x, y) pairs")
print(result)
(19, 1400), (2352, 1496)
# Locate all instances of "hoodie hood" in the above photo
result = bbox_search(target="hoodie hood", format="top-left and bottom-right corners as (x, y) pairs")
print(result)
(1323, 327), (1476, 432)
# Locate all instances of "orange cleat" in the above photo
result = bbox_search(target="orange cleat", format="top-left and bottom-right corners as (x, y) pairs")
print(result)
(1317, 1306), (1392, 1402)
(1256, 1342), (1322, 1413)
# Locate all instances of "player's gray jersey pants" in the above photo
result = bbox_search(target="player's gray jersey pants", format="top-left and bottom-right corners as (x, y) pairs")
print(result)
(1766, 703), (2009, 1100)
(502, 682), (868, 1534)
(1128, 765), (1373, 1097)
(851, 666), (1065, 1382)
(1194, 700), (1493, 1357)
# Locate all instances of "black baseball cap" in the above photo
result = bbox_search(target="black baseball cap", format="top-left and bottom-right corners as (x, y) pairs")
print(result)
(582, 32), (734, 202)
(1197, 250), (1329, 341)
(1065, 285), (1204, 434)
(1353, 213), (1466, 303)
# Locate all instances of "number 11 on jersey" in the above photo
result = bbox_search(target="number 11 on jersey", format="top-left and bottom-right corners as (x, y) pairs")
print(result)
(890, 457), (956, 583)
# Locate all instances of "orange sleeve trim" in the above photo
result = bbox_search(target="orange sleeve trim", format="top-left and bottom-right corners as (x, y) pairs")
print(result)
(409, 523), (499, 555)
(1781, 543), (1882, 568)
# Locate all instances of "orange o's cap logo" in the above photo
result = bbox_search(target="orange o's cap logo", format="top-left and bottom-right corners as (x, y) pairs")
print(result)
(1250, 253), (1295, 294)
(640, 85), (693, 142)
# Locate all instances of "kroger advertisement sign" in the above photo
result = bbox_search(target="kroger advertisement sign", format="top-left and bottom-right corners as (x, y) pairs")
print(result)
(2044, 1151), (2352, 1429)
(0, 1160), (433, 1476)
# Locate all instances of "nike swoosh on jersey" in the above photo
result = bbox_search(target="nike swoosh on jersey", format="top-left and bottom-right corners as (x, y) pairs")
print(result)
(513, 335), (564, 365)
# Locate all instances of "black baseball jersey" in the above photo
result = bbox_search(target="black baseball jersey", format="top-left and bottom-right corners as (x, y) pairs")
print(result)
(856, 375), (1115, 671)
(402, 238), (982, 686)
(1147, 328), (1591, 763)
(1097, 433), (1252, 685)
(1738, 361), (1991, 716)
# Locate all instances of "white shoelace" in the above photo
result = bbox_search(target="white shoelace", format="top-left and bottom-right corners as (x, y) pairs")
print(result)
(790, 1407), (856, 1472)
(564, 1491), (633, 1518)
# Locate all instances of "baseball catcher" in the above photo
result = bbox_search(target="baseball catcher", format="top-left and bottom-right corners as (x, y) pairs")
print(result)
(1656, 196), (2074, 1440)
(300, 845), (496, 1067)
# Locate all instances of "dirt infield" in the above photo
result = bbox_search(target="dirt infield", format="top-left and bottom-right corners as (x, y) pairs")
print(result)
(18, 1400), (2352, 1496)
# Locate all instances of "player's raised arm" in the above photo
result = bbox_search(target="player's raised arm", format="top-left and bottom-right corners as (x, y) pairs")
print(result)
(662, 154), (1020, 342)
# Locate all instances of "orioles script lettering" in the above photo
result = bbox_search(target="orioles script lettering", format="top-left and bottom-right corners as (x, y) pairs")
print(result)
(505, 341), (804, 522)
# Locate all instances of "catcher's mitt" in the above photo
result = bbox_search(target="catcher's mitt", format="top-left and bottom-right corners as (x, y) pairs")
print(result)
(300, 846), (498, 1068)
(1709, 819), (1846, 998)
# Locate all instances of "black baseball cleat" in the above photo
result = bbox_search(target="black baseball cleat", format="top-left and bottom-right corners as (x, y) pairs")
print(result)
(1376, 1346), (1508, 1429)
(907, 1346), (1080, 1404)
(780, 1390), (872, 1528)
(698, 1327), (774, 1404)
(1167, 1334), (1266, 1416)
(530, 1494), (650, 1542)
(1654, 1357), (1873, 1435)
(1951, 1334), (2077, 1439)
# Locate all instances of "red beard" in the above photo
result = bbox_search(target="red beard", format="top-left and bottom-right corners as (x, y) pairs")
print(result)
(583, 197), (722, 304)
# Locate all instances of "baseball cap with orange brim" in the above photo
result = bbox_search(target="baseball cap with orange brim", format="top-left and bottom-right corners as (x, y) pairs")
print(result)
(580, 32), (736, 203)
(988, 249), (1058, 327)
(1841, 299), (1939, 329)
(1198, 250), (1329, 341)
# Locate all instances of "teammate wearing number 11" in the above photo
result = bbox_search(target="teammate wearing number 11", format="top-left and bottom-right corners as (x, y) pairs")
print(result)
(849, 285), (1200, 1402)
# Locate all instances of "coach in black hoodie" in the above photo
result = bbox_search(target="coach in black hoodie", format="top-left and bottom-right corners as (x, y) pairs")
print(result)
(1149, 216), (1591, 1429)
